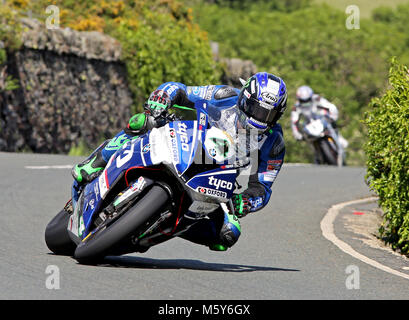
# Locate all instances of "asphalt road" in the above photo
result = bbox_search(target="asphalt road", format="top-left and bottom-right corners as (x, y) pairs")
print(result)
(1, 151), (408, 300)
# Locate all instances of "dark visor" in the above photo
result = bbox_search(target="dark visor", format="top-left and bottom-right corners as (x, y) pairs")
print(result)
(299, 98), (312, 103)
(244, 97), (278, 125)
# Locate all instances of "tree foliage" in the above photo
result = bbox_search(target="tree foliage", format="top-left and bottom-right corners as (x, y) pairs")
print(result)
(364, 58), (409, 255)
(190, 2), (409, 165)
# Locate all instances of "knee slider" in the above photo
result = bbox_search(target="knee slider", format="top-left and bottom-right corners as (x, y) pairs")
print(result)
(220, 218), (241, 247)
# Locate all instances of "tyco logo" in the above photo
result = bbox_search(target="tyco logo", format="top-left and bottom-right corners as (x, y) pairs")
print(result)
(208, 176), (233, 190)
(177, 123), (189, 152)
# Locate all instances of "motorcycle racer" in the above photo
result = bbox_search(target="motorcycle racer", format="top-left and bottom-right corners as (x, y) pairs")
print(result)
(71, 72), (288, 251)
(291, 85), (339, 141)
(291, 86), (348, 163)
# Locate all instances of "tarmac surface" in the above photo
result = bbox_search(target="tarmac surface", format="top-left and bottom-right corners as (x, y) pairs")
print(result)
(1, 152), (408, 300)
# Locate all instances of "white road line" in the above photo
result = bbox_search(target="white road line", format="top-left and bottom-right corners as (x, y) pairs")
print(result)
(321, 196), (409, 281)
(283, 163), (314, 167)
(25, 165), (73, 169)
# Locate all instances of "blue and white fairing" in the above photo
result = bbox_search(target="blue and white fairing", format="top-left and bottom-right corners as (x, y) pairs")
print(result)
(185, 168), (237, 201)
(68, 100), (240, 240)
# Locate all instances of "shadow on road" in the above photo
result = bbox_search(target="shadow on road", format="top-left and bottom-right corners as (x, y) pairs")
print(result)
(96, 256), (300, 273)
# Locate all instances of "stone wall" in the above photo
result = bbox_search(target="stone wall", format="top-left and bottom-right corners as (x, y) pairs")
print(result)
(211, 41), (258, 88)
(220, 57), (257, 88)
(0, 18), (133, 154)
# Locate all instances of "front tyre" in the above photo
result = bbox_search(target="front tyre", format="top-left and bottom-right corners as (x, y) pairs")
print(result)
(319, 138), (338, 165)
(74, 185), (169, 264)
(45, 207), (76, 256)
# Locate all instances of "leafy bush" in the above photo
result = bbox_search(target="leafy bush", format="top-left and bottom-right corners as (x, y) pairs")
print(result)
(0, 3), (23, 92)
(110, 6), (220, 112)
(0, 3), (23, 63)
(364, 58), (409, 254)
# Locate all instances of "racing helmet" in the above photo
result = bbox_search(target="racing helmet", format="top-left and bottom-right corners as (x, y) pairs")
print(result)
(237, 72), (287, 132)
(296, 85), (314, 107)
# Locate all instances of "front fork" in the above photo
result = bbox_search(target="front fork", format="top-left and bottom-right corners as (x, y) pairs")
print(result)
(327, 126), (344, 166)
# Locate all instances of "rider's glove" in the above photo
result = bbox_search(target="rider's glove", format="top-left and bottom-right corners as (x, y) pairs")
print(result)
(145, 90), (172, 118)
(232, 194), (251, 218)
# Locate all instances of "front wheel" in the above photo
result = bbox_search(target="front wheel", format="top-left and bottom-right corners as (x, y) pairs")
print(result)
(74, 185), (169, 264)
(319, 138), (338, 165)
(45, 206), (76, 256)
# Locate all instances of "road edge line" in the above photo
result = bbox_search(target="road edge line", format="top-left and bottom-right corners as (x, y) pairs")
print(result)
(320, 196), (409, 281)
(25, 165), (73, 169)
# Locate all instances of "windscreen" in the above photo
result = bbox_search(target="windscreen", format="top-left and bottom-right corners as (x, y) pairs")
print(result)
(206, 104), (261, 161)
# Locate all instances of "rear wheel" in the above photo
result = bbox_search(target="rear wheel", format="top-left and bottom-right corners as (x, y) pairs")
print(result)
(74, 185), (169, 264)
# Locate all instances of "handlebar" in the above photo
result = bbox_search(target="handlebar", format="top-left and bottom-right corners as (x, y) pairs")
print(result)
(149, 103), (196, 124)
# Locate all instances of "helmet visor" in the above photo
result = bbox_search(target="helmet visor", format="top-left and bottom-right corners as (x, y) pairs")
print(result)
(298, 97), (312, 108)
(243, 97), (278, 125)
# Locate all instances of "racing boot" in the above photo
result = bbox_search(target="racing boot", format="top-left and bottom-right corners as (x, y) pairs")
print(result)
(209, 244), (228, 251)
(71, 140), (109, 184)
(124, 113), (150, 135)
(71, 113), (149, 185)
(209, 209), (242, 251)
(179, 208), (241, 251)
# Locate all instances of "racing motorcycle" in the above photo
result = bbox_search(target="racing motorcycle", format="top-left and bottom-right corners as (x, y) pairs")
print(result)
(45, 100), (251, 264)
(301, 115), (345, 166)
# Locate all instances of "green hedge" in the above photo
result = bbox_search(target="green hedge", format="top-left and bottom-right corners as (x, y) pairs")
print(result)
(364, 58), (409, 254)
(111, 7), (221, 113)
(0, 4), (22, 91)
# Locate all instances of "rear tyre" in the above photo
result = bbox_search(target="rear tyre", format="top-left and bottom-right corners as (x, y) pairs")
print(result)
(45, 208), (76, 256)
(74, 185), (169, 264)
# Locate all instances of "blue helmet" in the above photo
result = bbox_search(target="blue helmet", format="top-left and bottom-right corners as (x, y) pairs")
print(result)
(237, 72), (287, 131)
